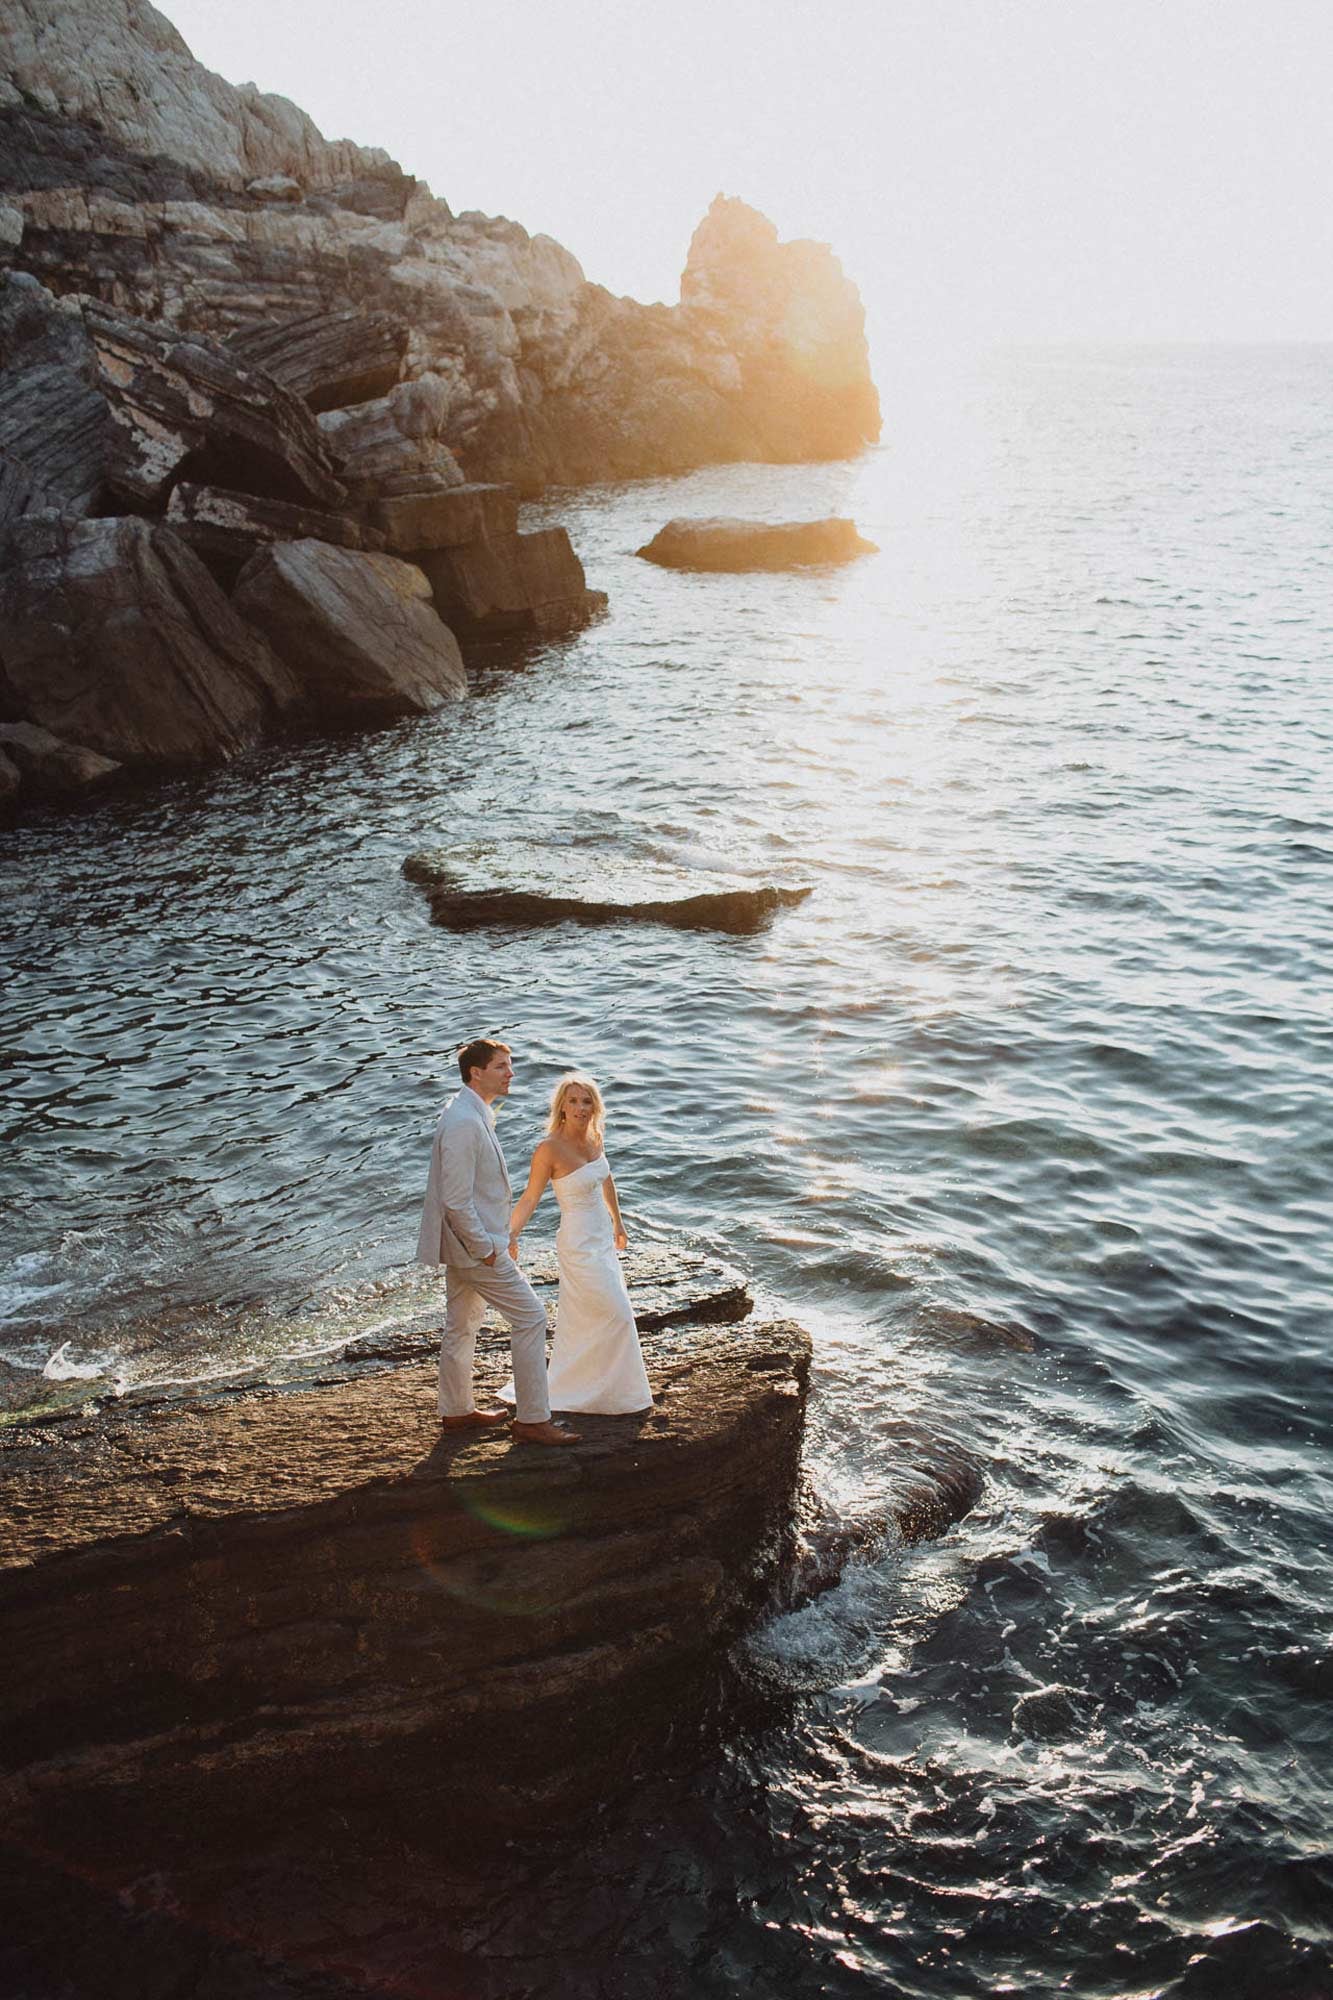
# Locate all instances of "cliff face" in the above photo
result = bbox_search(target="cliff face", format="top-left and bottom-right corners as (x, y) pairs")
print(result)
(0, 0), (879, 805)
(0, 0), (879, 490)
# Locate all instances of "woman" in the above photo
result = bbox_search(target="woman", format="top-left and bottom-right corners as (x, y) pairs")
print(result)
(504, 1072), (652, 1415)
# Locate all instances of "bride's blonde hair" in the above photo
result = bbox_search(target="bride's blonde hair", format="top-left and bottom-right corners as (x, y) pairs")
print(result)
(546, 1071), (606, 1149)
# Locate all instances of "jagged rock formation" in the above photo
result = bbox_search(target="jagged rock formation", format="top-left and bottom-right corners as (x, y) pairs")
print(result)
(638, 514), (879, 571)
(0, 0), (878, 807)
(0, 1), (879, 492)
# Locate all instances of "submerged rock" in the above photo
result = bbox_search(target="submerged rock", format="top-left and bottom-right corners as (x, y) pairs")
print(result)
(637, 515), (878, 571)
(782, 1422), (985, 1609)
(411, 523), (607, 637)
(402, 853), (813, 935)
(233, 540), (467, 718)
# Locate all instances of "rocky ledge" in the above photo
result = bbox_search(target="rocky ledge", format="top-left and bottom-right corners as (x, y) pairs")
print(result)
(0, 1248), (988, 1995)
(0, 1256), (807, 1852)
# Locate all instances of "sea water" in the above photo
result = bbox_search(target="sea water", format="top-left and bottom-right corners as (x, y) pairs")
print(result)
(1, 344), (1330, 1996)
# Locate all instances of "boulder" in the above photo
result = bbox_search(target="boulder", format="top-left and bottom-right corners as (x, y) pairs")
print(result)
(0, 720), (120, 793)
(166, 480), (380, 584)
(233, 540), (467, 717)
(637, 515), (878, 571)
(371, 480), (517, 552)
(227, 308), (409, 412)
(402, 855), (812, 935)
(414, 525), (607, 637)
(0, 515), (299, 766)
(317, 374), (465, 501)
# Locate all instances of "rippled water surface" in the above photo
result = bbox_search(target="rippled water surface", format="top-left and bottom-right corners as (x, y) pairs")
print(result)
(3, 344), (1332, 1997)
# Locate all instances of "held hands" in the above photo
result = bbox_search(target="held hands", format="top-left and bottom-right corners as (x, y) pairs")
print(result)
(614, 1228), (629, 1252)
(508, 1233), (521, 1261)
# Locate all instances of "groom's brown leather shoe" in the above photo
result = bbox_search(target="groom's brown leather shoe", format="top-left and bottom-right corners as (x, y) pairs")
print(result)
(440, 1408), (510, 1430)
(510, 1419), (581, 1447)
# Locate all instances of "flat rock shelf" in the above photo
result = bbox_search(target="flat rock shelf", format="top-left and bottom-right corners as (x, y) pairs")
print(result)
(0, 1251), (808, 1851)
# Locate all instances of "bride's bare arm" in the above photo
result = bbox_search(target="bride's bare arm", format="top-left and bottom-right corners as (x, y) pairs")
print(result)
(602, 1170), (629, 1251)
(509, 1143), (554, 1249)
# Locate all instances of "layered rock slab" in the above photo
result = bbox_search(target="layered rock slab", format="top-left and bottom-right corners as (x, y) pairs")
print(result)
(402, 853), (813, 935)
(0, 269), (345, 527)
(0, 1315), (811, 1844)
(165, 479), (380, 583)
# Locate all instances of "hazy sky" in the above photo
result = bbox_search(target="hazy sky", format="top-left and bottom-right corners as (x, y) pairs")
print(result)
(163, 0), (1333, 363)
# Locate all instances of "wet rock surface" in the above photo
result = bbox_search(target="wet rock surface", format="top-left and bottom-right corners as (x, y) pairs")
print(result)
(637, 514), (879, 571)
(402, 852), (814, 935)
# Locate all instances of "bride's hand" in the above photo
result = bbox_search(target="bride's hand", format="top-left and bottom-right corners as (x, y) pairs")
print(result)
(614, 1228), (628, 1251)
(508, 1234), (521, 1260)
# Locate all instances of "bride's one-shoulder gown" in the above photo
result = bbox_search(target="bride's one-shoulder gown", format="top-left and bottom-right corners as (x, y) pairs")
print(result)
(546, 1156), (652, 1414)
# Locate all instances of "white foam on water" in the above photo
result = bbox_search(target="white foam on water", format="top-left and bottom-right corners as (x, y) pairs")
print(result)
(42, 1340), (110, 1382)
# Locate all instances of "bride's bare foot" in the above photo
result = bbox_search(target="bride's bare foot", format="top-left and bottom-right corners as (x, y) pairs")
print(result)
(440, 1408), (510, 1430)
(510, 1419), (582, 1447)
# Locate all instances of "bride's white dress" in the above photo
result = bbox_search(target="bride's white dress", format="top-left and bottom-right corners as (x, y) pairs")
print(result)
(504, 1156), (652, 1414)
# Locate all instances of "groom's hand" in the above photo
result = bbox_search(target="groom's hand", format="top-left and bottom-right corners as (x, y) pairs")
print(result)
(481, 1249), (498, 1266)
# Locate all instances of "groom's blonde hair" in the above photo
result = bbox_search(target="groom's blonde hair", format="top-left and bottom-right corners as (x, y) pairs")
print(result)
(546, 1072), (606, 1149)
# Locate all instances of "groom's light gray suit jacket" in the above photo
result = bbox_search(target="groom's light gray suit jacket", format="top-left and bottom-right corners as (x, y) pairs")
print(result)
(416, 1087), (513, 1269)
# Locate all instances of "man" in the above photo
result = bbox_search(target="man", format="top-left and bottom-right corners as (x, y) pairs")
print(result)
(417, 1038), (579, 1447)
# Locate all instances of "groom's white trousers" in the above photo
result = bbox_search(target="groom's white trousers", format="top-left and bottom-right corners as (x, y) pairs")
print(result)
(439, 1254), (550, 1425)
